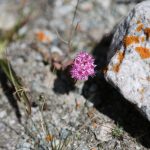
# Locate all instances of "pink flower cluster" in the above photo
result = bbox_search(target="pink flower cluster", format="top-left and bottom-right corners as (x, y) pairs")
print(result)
(70, 51), (96, 80)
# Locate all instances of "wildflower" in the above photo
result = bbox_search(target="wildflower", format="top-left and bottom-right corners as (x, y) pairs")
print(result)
(70, 51), (96, 80)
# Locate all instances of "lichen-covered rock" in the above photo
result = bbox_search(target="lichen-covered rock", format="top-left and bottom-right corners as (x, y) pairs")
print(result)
(105, 1), (150, 120)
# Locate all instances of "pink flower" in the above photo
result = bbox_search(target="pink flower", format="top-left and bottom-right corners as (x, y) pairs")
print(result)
(70, 51), (96, 80)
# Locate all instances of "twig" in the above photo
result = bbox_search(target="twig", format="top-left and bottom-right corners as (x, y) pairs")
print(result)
(68, 0), (80, 51)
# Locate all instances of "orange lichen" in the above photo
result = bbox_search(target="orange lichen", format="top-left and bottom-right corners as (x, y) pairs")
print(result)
(118, 51), (125, 61)
(136, 20), (141, 24)
(144, 28), (150, 38)
(36, 31), (51, 43)
(45, 134), (53, 142)
(113, 64), (120, 72)
(113, 51), (125, 73)
(135, 47), (150, 59)
(140, 36), (145, 42)
(124, 36), (139, 47)
(136, 24), (143, 32)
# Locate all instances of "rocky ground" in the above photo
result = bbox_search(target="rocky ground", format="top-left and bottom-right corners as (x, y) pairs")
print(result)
(0, 0), (150, 150)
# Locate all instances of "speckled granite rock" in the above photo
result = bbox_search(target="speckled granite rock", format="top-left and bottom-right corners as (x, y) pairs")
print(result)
(105, 1), (150, 120)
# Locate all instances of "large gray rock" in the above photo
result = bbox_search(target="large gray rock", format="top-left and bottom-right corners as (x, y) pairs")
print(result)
(105, 1), (150, 120)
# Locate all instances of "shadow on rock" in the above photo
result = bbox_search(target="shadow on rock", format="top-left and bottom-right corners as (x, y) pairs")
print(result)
(82, 34), (150, 148)
(53, 66), (75, 94)
(93, 32), (114, 70)
(0, 68), (21, 122)
(116, 0), (145, 5)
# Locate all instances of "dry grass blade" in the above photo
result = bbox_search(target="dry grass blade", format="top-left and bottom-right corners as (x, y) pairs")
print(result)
(0, 2), (33, 115)
(0, 58), (31, 115)
(68, 0), (80, 51)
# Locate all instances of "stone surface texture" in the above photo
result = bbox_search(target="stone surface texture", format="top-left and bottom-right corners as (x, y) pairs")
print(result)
(105, 1), (150, 120)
